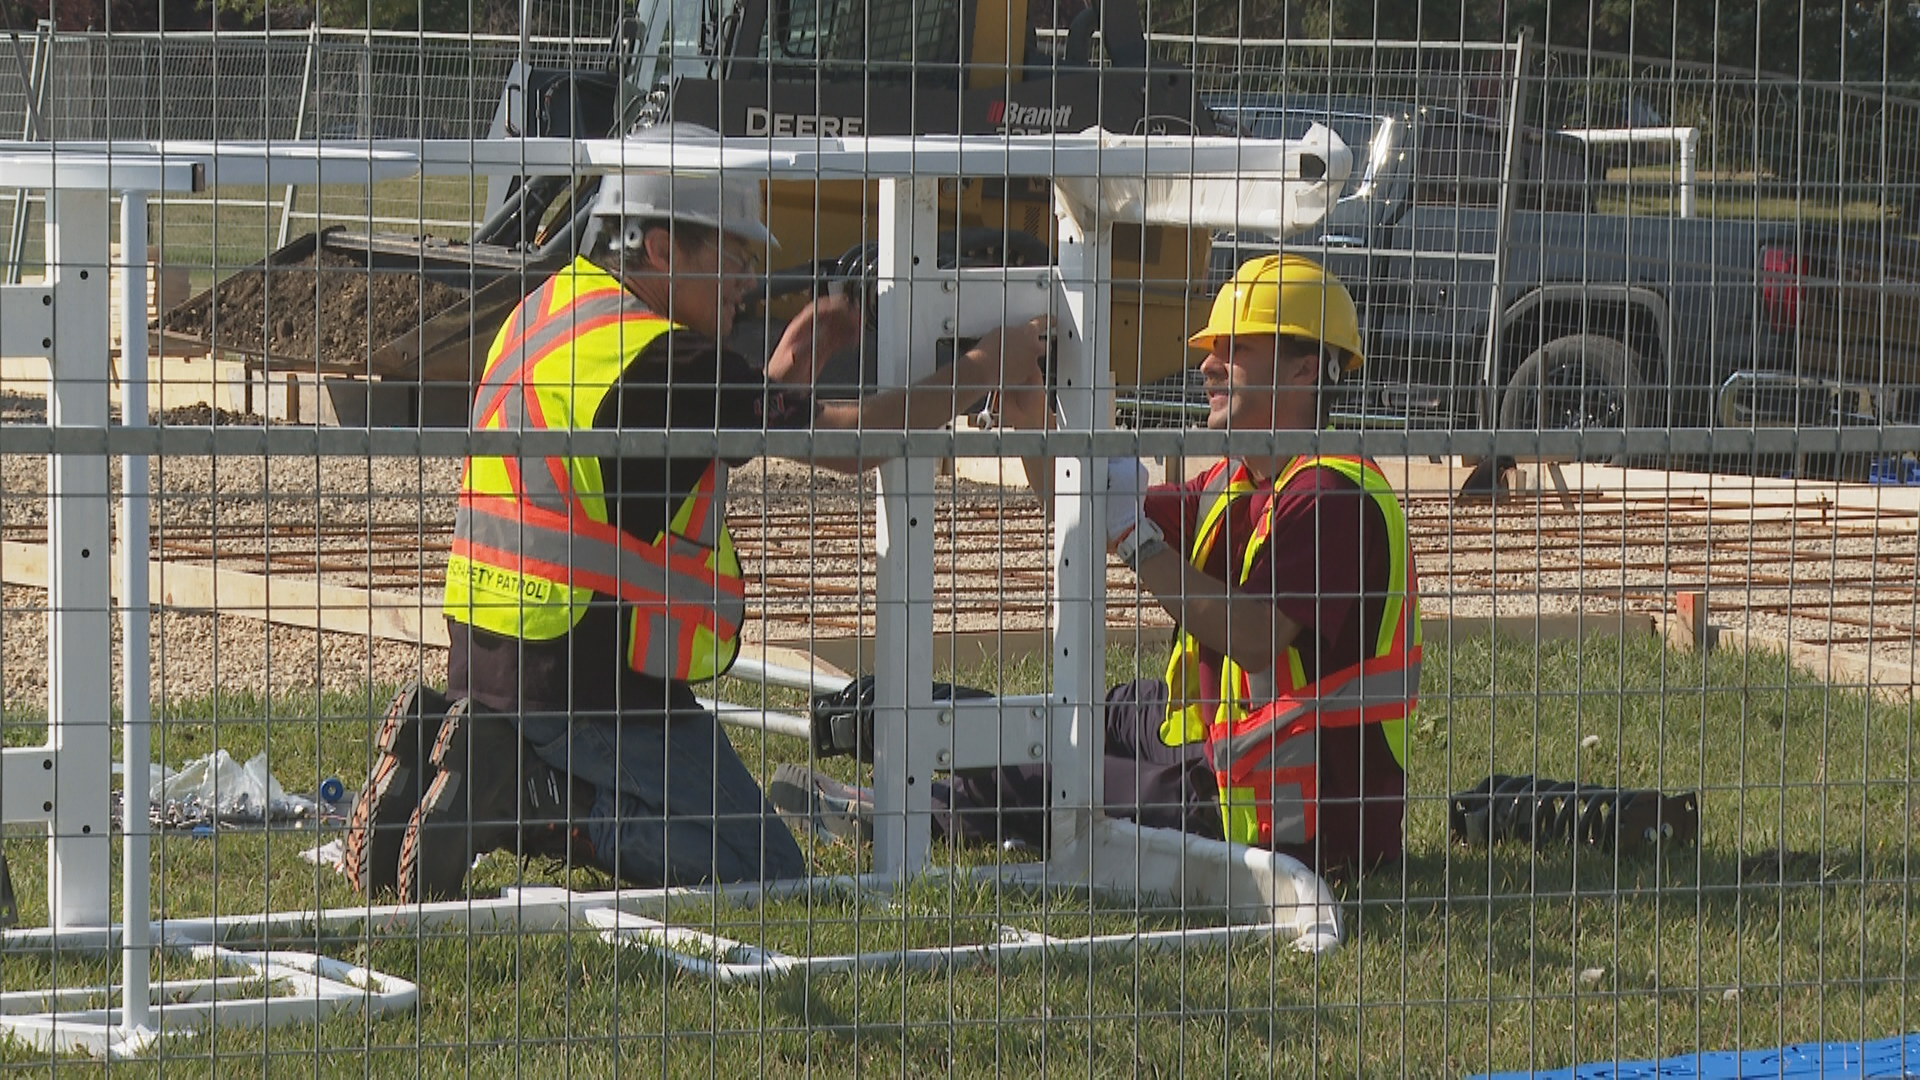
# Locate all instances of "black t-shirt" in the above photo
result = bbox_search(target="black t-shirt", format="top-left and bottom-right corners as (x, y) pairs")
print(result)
(448, 323), (815, 720)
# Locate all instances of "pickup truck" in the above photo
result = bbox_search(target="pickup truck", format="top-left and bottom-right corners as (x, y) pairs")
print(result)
(1193, 94), (1920, 447)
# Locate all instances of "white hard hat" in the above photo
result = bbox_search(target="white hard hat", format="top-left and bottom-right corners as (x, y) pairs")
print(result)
(591, 123), (777, 249)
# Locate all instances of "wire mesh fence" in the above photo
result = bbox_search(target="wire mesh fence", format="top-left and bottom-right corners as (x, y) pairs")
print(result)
(0, 3), (1914, 1074)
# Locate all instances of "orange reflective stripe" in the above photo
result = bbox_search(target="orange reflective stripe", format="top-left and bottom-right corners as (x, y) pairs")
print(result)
(455, 494), (744, 631)
(494, 301), (525, 355)
(1211, 650), (1422, 777)
(541, 455), (573, 511)
(459, 527), (742, 644)
(1221, 767), (1314, 847)
(1263, 766), (1316, 845)
(499, 456), (531, 507)
(674, 619), (700, 670)
(473, 278), (568, 423)
(461, 491), (747, 598)
(627, 612), (653, 673)
(451, 527), (631, 601)
(474, 290), (659, 428)
(680, 462), (717, 536)
(626, 608), (729, 679)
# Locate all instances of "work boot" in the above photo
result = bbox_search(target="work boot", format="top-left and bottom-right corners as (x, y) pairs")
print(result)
(340, 684), (451, 897)
(767, 764), (873, 844)
(396, 700), (578, 902)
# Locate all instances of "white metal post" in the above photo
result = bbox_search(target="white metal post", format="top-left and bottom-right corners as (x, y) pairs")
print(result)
(1046, 203), (1112, 853)
(4, 19), (52, 285)
(870, 175), (943, 878)
(45, 185), (115, 930)
(1479, 28), (1532, 428)
(276, 23), (322, 249)
(1676, 129), (1698, 219)
(117, 190), (154, 1035)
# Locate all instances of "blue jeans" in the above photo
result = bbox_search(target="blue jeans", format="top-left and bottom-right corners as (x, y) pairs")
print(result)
(515, 707), (807, 888)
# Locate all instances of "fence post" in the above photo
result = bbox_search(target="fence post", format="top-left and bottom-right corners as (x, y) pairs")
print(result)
(117, 187), (154, 1038)
(44, 182), (116, 930)
(869, 175), (942, 879)
(1048, 192), (1112, 853)
(1479, 28), (1532, 437)
(5, 20), (54, 285)
(277, 23), (321, 249)
(1677, 126), (1698, 218)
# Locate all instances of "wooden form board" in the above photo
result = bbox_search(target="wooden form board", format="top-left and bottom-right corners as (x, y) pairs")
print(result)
(0, 353), (257, 416)
(0, 542), (856, 687)
(0, 539), (448, 649)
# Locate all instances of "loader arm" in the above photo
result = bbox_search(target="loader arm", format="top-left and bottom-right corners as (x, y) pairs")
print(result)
(661, 0), (1227, 389)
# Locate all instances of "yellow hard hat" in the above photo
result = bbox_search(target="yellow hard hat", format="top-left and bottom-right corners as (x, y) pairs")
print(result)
(1188, 254), (1365, 370)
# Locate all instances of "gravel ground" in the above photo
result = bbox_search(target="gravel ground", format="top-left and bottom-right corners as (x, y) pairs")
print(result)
(1, 397), (460, 709)
(2, 390), (1914, 708)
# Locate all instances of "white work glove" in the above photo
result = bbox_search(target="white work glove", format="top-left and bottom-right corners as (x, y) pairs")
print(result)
(1105, 458), (1166, 569)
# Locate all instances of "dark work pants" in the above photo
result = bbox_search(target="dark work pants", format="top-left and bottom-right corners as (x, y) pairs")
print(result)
(516, 708), (808, 888)
(932, 677), (1225, 850)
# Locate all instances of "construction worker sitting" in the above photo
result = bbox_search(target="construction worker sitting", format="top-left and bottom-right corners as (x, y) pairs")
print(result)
(341, 125), (1049, 900)
(772, 254), (1421, 879)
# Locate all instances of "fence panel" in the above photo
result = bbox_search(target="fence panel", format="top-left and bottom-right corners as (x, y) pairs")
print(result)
(0, 12), (1913, 1076)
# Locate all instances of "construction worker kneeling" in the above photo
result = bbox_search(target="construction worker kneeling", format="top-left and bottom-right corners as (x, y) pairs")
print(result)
(341, 125), (1049, 900)
(772, 255), (1422, 879)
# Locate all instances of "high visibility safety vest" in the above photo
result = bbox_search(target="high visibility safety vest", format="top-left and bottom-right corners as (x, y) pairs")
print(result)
(443, 256), (744, 683)
(1159, 456), (1421, 848)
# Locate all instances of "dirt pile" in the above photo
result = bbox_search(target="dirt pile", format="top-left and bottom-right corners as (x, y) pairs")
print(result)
(163, 247), (468, 371)
(153, 404), (265, 426)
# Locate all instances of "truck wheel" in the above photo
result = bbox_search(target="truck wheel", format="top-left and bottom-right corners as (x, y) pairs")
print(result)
(1497, 334), (1644, 464)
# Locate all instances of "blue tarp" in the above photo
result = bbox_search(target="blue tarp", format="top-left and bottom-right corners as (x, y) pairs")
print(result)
(1476, 1034), (1920, 1079)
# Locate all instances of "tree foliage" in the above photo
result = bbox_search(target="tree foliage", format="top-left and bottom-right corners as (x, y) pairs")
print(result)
(212, 0), (517, 30)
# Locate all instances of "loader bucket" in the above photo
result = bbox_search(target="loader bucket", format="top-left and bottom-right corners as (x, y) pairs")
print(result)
(158, 226), (558, 423)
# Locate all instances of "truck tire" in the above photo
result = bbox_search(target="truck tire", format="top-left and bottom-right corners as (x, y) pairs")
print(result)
(1497, 334), (1644, 464)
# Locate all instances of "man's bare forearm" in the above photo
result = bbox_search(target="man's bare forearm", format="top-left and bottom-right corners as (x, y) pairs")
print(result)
(1129, 543), (1298, 673)
(807, 365), (983, 474)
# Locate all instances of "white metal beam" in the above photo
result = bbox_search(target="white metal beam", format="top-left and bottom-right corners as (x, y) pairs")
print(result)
(1046, 190), (1112, 853)
(0, 282), (52, 350)
(0, 134), (1349, 234)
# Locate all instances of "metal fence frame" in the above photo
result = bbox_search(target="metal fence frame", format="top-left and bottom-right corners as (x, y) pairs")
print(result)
(3, 26), (1915, 282)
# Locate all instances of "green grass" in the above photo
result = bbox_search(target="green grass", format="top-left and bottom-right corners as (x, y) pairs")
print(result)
(0, 632), (1914, 1075)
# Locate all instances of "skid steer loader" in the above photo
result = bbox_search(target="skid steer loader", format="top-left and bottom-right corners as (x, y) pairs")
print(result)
(166, 0), (1232, 417)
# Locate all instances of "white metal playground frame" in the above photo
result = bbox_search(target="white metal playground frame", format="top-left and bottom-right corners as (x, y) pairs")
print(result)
(0, 129), (1351, 1057)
